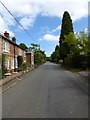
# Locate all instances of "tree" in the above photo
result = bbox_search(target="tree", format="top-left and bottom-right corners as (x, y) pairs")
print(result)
(19, 43), (28, 50)
(63, 31), (89, 56)
(76, 31), (89, 55)
(0, 55), (2, 79)
(51, 45), (60, 62)
(30, 43), (39, 51)
(64, 32), (80, 56)
(30, 43), (46, 64)
(2, 54), (6, 78)
(59, 11), (74, 59)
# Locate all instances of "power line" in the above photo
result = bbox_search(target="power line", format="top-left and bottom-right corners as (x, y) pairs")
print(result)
(0, 0), (38, 44)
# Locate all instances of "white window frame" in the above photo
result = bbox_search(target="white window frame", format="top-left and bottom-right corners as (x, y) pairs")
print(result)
(4, 41), (9, 53)
(5, 60), (9, 69)
(18, 49), (22, 56)
(11, 58), (14, 69)
(24, 51), (26, 57)
(15, 58), (18, 68)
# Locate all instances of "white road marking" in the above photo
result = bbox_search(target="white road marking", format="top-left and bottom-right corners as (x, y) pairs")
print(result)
(16, 77), (21, 81)
(0, 82), (16, 94)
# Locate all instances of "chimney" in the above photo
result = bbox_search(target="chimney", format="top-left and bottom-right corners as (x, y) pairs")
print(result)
(12, 37), (16, 44)
(4, 31), (9, 39)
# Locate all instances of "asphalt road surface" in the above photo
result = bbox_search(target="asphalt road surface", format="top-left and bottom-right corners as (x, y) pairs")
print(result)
(2, 62), (88, 118)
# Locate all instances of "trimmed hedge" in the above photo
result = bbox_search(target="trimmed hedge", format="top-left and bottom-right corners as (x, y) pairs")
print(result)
(63, 55), (89, 68)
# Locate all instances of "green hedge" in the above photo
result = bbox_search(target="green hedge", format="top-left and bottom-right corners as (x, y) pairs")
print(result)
(63, 55), (89, 68)
(17, 62), (30, 72)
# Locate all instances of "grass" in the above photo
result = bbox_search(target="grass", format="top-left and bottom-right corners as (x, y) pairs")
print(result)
(61, 64), (82, 72)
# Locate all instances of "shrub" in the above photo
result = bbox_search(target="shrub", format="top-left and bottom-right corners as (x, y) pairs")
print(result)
(17, 62), (30, 71)
(63, 55), (89, 68)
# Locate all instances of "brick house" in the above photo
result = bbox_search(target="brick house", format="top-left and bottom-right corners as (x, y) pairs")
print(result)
(0, 31), (34, 74)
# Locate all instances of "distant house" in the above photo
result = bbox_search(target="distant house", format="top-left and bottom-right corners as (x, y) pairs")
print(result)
(0, 31), (34, 74)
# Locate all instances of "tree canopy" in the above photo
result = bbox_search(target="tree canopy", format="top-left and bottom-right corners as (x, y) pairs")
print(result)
(19, 43), (28, 50)
(59, 11), (74, 45)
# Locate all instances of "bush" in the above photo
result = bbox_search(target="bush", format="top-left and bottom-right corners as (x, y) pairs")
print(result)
(17, 62), (30, 71)
(2, 54), (6, 78)
(63, 55), (89, 68)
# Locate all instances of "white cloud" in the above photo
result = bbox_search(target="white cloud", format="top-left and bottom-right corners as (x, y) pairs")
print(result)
(0, 16), (15, 37)
(0, 0), (88, 36)
(52, 25), (61, 32)
(19, 16), (36, 29)
(39, 33), (59, 41)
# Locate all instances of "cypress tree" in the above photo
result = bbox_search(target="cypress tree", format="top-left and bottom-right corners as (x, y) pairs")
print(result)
(59, 11), (74, 59)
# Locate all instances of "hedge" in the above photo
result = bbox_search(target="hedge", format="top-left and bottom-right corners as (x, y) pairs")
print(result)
(63, 55), (90, 68)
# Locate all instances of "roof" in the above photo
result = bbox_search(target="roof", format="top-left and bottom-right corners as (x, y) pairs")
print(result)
(0, 33), (26, 52)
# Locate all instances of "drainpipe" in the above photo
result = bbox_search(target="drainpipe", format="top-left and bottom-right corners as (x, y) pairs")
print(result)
(12, 37), (16, 72)
(14, 45), (16, 72)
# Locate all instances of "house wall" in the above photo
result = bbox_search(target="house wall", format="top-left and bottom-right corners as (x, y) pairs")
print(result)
(26, 50), (34, 66)
(1, 35), (27, 73)
(0, 36), (3, 74)
(0, 37), (2, 56)
(31, 51), (34, 66)
(26, 53), (31, 64)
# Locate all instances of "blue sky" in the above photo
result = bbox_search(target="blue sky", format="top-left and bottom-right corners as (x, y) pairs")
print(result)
(0, 0), (88, 56)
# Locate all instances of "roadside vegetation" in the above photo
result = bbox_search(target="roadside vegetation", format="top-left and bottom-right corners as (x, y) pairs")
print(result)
(50, 11), (90, 71)
(17, 43), (46, 72)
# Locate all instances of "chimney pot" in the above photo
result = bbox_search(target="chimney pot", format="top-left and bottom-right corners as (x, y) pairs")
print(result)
(4, 31), (9, 39)
(12, 37), (16, 43)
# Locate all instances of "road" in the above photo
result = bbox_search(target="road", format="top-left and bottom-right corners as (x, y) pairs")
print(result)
(2, 62), (88, 118)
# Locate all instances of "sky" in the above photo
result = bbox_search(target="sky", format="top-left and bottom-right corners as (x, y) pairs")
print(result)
(0, 0), (89, 57)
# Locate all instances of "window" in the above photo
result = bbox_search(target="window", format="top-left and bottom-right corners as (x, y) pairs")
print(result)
(11, 58), (14, 69)
(18, 49), (22, 55)
(4, 41), (9, 52)
(24, 58), (26, 62)
(15, 58), (18, 68)
(11, 58), (18, 69)
(5, 60), (9, 69)
(24, 51), (26, 57)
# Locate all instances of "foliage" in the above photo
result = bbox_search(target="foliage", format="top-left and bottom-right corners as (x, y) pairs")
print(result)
(30, 43), (39, 51)
(60, 11), (74, 43)
(63, 32), (80, 56)
(19, 43), (28, 50)
(46, 57), (51, 61)
(0, 55), (2, 79)
(2, 54), (6, 78)
(34, 50), (46, 64)
(63, 55), (88, 68)
(17, 62), (30, 71)
(17, 56), (23, 68)
(76, 31), (89, 55)
(59, 11), (74, 59)
(63, 31), (89, 56)
(51, 45), (60, 62)
(61, 30), (89, 68)
(30, 43), (46, 65)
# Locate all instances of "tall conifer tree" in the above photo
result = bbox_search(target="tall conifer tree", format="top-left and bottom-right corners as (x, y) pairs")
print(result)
(59, 11), (74, 59)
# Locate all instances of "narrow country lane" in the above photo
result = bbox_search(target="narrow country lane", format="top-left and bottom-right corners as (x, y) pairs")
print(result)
(2, 62), (88, 118)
